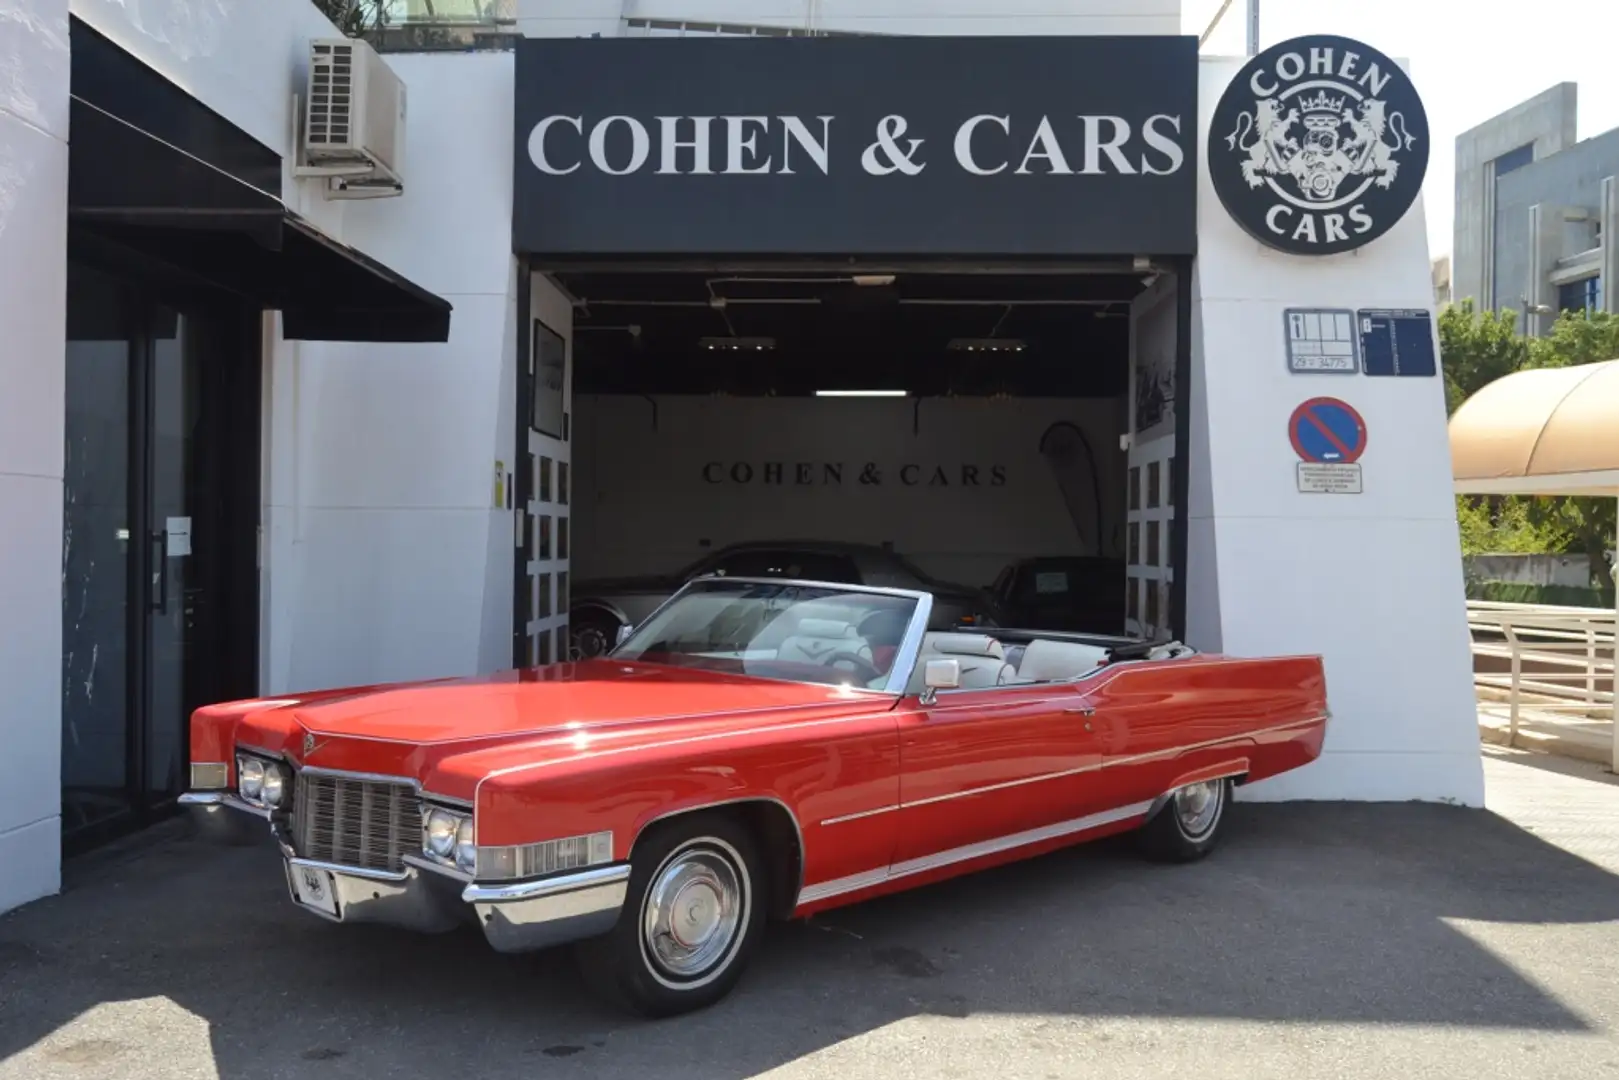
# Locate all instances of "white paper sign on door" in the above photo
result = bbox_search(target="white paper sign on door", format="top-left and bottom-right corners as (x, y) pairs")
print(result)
(165, 516), (193, 556)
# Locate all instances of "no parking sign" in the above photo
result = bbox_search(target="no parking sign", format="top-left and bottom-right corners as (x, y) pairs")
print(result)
(1288, 397), (1366, 494)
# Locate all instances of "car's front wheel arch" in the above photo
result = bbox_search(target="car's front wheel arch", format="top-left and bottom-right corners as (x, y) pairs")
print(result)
(629, 798), (805, 921)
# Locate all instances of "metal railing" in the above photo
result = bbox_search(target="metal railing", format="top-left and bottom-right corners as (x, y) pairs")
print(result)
(1466, 599), (1617, 770)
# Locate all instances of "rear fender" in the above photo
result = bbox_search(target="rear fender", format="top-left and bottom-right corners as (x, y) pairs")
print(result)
(1151, 755), (1252, 819)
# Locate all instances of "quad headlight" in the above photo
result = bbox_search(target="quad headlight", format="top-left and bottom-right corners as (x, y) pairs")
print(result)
(422, 806), (477, 874)
(235, 753), (290, 809)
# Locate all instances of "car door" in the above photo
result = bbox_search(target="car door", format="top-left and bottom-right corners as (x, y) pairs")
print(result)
(892, 681), (1104, 868)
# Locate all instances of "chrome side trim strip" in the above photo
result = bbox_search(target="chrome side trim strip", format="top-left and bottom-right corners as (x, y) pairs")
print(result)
(815, 713), (1327, 827)
(462, 863), (631, 905)
(798, 799), (1155, 906)
(819, 805), (899, 826)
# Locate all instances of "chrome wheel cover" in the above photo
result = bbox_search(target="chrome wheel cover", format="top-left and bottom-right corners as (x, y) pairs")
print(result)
(1173, 780), (1223, 839)
(640, 839), (749, 988)
(572, 625), (611, 660)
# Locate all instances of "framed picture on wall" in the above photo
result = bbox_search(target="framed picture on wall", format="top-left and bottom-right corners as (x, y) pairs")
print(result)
(531, 319), (567, 441)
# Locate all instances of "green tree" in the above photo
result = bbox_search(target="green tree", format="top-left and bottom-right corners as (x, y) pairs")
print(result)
(1439, 300), (1531, 415)
(310, 0), (389, 35)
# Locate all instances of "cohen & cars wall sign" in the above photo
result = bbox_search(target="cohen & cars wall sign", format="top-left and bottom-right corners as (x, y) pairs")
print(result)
(1208, 35), (1429, 256)
(513, 36), (1199, 257)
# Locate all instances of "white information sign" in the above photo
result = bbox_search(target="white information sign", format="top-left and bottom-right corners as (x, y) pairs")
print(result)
(1296, 462), (1363, 494)
(1284, 308), (1360, 374)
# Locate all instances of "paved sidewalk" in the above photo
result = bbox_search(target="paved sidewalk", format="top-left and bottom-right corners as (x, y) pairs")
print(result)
(2, 752), (1618, 1080)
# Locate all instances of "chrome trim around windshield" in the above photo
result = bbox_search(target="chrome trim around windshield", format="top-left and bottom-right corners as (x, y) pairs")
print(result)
(882, 590), (935, 696)
(609, 574), (937, 696)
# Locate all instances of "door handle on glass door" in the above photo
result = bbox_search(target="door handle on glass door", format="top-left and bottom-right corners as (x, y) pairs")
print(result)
(149, 529), (169, 614)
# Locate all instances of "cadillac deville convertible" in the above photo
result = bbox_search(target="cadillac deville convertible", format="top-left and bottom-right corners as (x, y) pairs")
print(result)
(182, 577), (1329, 1017)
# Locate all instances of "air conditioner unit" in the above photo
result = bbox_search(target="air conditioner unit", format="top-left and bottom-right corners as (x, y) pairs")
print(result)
(294, 37), (406, 199)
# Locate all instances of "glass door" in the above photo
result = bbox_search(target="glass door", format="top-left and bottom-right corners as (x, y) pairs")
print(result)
(62, 263), (215, 850)
(62, 264), (136, 838)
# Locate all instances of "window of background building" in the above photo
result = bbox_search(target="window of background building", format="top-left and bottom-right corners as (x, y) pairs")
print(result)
(1494, 143), (1535, 177)
(1558, 275), (1602, 315)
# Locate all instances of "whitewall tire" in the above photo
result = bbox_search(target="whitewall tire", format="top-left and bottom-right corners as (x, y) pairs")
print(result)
(1136, 777), (1231, 863)
(574, 813), (766, 1017)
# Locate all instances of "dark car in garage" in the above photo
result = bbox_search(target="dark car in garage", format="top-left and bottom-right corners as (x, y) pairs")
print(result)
(987, 555), (1128, 635)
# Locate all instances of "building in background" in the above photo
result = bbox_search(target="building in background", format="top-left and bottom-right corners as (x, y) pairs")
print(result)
(1451, 83), (1618, 334)
(1432, 255), (1452, 307)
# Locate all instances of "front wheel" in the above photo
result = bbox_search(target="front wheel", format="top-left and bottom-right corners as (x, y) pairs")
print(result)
(573, 813), (765, 1018)
(1136, 777), (1231, 863)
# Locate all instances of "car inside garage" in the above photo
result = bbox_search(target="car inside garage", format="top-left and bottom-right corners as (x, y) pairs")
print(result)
(523, 265), (1183, 660)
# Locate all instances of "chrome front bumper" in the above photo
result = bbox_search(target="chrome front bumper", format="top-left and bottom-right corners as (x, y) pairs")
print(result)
(182, 792), (631, 954)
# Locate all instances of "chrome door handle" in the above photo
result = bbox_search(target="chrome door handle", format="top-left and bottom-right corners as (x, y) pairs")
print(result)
(1062, 706), (1096, 716)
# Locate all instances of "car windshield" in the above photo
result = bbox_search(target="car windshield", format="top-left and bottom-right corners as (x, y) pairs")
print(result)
(612, 579), (921, 691)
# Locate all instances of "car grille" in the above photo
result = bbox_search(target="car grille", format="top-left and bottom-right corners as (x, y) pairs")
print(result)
(292, 771), (420, 873)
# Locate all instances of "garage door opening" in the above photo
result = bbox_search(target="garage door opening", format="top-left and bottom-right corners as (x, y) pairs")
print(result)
(515, 265), (1187, 664)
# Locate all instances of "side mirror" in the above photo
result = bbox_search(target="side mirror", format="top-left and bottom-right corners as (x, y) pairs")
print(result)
(615, 624), (634, 647)
(923, 658), (960, 691)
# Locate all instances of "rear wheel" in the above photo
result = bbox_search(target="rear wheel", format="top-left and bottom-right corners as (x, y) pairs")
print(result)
(1136, 777), (1231, 863)
(574, 813), (765, 1018)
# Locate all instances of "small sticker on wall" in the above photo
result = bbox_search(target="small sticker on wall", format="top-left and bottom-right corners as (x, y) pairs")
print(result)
(494, 460), (506, 509)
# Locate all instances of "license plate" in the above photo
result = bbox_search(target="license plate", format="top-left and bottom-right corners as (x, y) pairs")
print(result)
(289, 864), (339, 918)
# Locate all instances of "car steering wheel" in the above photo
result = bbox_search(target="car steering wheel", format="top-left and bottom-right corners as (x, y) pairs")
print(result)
(820, 650), (884, 683)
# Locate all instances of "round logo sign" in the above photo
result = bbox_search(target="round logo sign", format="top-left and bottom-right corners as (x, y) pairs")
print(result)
(1208, 35), (1429, 256)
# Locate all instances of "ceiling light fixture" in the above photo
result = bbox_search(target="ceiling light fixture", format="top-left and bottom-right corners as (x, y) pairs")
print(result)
(947, 338), (1027, 353)
(699, 336), (776, 351)
(852, 274), (896, 287)
(815, 389), (908, 398)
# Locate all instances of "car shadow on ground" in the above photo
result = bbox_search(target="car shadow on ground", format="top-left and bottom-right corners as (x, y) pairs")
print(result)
(3, 793), (1619, 1079)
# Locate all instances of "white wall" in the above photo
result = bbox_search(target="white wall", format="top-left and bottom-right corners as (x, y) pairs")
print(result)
(260, 51), (520, 694)
(0, 0), (69, 913)
(518, 0), (1180, 37)
(1190, 57), (1484, 806)
(573, 395), (1126, 587)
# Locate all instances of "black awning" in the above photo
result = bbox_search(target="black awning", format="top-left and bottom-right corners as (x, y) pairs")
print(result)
(67, 95), (452, 344)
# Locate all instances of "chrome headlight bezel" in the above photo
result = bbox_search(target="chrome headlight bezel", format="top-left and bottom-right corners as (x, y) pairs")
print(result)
(234, 751), (291, 809)
(420, 803), (475, 871)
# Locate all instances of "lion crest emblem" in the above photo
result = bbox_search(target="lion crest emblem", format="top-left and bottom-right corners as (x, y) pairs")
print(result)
(1224, 90), (1417, 205)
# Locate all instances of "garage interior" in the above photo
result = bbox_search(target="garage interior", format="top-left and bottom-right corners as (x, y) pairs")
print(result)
(545, 265), (1174, 644)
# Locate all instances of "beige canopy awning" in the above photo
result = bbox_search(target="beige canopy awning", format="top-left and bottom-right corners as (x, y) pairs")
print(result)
(1451, 358), (1619, 496)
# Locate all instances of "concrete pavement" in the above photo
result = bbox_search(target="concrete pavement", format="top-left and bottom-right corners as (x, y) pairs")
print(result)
(2, 748), (1618, 1080)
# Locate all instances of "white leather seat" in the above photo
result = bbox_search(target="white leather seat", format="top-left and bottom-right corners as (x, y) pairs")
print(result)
(776, 618), (870, 667)
(1006, 638), (1110, 684)
(916, 632), (1014, 690)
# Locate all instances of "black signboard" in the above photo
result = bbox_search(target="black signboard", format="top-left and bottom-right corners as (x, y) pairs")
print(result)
(1207, 35), (1430, 256)
(513, 35), (1199, 258)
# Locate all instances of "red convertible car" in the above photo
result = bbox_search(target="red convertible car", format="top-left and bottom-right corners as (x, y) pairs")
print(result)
(182, 577), (1329, 1017)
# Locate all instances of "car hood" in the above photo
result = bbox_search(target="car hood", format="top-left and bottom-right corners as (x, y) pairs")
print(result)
(227, 660), (885, 764)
